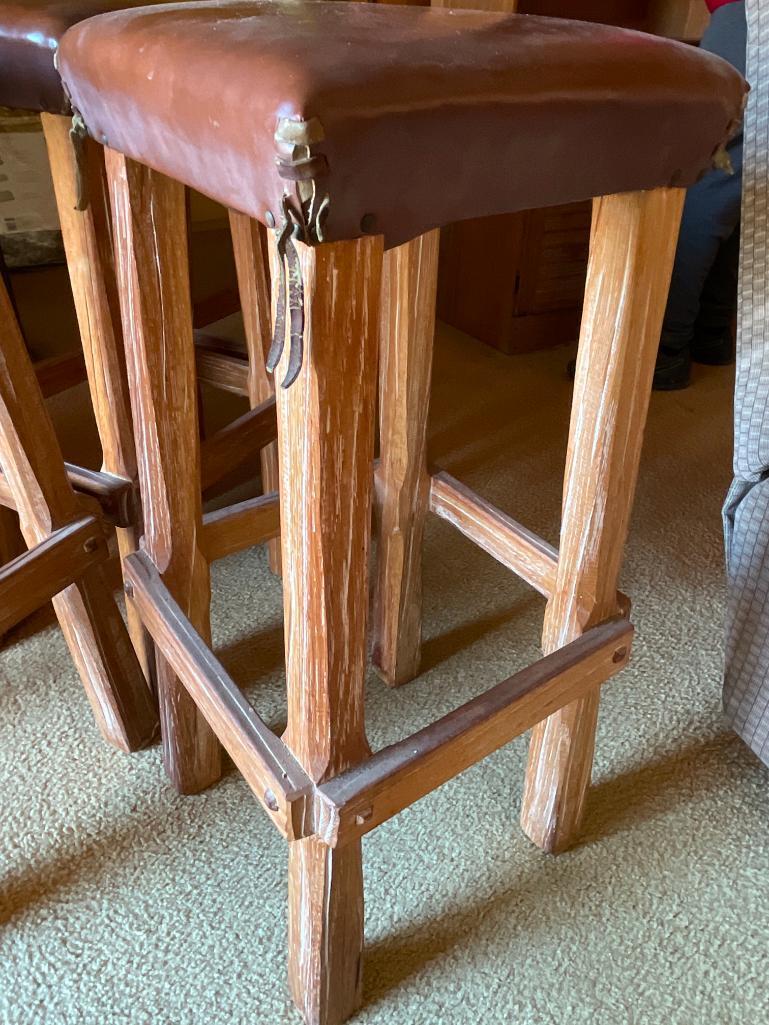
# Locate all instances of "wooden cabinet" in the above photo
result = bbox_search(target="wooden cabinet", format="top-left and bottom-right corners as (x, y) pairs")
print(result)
(438, 202), (592, 354)
(436, 0), (709, 353)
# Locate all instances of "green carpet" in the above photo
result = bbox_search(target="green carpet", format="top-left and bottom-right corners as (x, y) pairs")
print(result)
(2, 326), (768, 1025)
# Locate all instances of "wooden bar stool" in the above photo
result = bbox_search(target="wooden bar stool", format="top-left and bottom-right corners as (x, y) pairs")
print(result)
(58, 3), (746, 1021)
(0, 0), (278, 664)
(0, 0), (280, 789)
(0, 273), (157, 751)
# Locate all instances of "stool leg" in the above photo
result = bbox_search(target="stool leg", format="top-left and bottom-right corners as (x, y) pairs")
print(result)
(106, 151), (221, 793)
(41, 113), (154, 685)
(277, 236), (382, 1025)
(372, 230), (439, 686)
(0, 507), (24, 566)
(0, 277), (156, 750)
(0, 258), (28, 576)
(520, 188), (685, 853)
(228, 210), (281, 574)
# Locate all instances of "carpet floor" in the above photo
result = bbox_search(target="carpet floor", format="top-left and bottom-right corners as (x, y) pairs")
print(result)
(2, 326), (768, 1025)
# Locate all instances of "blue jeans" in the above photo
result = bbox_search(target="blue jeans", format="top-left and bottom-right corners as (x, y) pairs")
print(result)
(660, 1), (746, 354)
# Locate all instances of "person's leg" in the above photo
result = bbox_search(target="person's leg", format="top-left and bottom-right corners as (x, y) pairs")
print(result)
(693, 225), (740, 364)
(655, 1), (746, 389)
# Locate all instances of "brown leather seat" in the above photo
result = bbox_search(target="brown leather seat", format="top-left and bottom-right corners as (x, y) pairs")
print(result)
(58, 1), (747, 249)
(0, 0), (181, 113)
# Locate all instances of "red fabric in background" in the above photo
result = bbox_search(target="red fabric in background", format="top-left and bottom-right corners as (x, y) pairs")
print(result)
(705, 0), (739, 11)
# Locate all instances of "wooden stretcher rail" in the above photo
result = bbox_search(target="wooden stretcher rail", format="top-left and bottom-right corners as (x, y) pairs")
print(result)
(199, 395), (278, 492)
(123, 550), (314, 840)
(63, 464), (137, 526)
(0, 516), (108, 634)
(429, 470), (558, 597)
(429, 470), (632, 616)
(201, 492), (280, 562)
(194, 332), (250, 396)
(0, 463), (135, 527)
(315, 616), (633, 848)
(34, 351), (88, 398)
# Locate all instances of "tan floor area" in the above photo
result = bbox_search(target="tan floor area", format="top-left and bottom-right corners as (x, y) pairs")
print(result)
(1, 322), (768, 1024)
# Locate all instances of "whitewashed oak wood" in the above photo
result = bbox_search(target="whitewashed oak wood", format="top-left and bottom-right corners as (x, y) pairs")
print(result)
(125, 550), (314, 839)
(106, 149), (222, 792)
(200, 492), (280, 562)
(0, 515), (108, 635)
(430, 469), (558, 597)
(316, 616), (632, 848)
(42, 113), (154, 682)
(228, 209), (282, 573)
(275, 235), (382, 1025)
(520, 188), (686, 853)
(0, 273), (156, 751)
(199, 395), (277, 492)
(373, 230), (439, 686)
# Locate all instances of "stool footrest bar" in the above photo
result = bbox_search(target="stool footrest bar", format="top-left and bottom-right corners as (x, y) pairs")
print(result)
(194, 333), (250, 396)
(0, 515), (108, 634)
(315, 616), (633, 848)
(201, 492), (280, 562)
(429, 470), (558, 597)
(200, 395), (278, 492)
(124, 550), (314, 839)
(0, 464), (136, 527)
(429, 470), (631, 616)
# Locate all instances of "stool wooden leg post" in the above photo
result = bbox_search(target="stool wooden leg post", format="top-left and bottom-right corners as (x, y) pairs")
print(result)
(277, 236), (382, 1025)
(42, 113), (154, 685)
(106, 150), (221, 793)
(228, 210), (281, 574)
(520, 187), (685, 853)
(0, 277), (156, 750)
(0, 508), (24, 567)
(373, 230), (439, 687)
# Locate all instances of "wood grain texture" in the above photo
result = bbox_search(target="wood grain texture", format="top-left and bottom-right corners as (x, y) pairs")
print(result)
(125, 550), (314, 839)
(316, 617), (632, 848)
(520, 188), (685, 853)
(200, 492), (279, 562)
(106, 150), (221, 792)
(430, 470), (558, 597)
(194, 341), (250, 396)
(34, 351), (88, 397)
(0, 275), (156, 751)
(228, 210), (282, 572)
(0, 464), (135, 527)
(0, 516), (108, 634)
(373, 230), (439, 687)
(199, 396), (277, 492)
(275, 236), (382, 1025)
(42, 113), (153, 682)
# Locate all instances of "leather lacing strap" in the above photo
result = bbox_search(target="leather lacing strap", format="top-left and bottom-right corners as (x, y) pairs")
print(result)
(266, 196), (306, 389)
(69, 111), (89, 212)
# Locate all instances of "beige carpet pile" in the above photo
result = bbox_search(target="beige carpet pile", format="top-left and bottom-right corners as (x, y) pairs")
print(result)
(2, 326), (768, 1024)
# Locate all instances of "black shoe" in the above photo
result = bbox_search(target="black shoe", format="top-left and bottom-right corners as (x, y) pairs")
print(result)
(653, 349), (691, 390)
(567, 350), (691, 391)
(691, 331), (735, 366)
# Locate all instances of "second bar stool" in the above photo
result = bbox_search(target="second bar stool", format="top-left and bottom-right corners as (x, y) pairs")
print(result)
(58, 3), (746, 1022)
